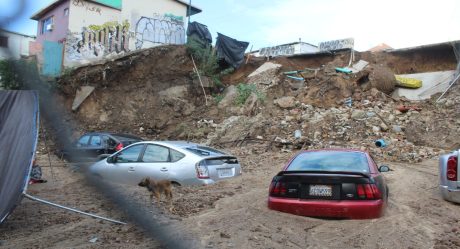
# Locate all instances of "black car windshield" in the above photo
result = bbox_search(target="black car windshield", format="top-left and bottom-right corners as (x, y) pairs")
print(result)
(287, 151), (370, 173)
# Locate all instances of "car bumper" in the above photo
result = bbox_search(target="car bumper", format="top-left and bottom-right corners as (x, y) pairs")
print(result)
(440, 185), (460, 203)
(268, 197), (385, 219)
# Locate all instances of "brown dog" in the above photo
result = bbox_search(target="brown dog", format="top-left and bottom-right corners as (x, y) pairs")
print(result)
(138, 177), (173, 203)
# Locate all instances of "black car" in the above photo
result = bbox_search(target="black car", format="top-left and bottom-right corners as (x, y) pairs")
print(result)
(61, 132), (144, 162)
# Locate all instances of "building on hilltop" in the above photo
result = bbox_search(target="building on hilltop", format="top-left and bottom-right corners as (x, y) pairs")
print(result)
(29, 0), (201, 76)
(0, 29), (36, 60)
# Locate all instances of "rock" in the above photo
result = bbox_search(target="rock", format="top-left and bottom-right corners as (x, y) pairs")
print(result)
(285, 116), (295, 122)
(372, 126), (380, 132)
(313, 131), (321, 141)
(392, 125), (402, 133)
(274, 96), (296, 109)
(218, 85), (237, 109)
(366, 112), (376, 118)
(380, 122), (389, 132)
(275, 137), (288, 144)
(220, 232), (231, 239)
(244, 92), (258, 115)
(351, 109), (367, 120)
(388, 114), (395, 122)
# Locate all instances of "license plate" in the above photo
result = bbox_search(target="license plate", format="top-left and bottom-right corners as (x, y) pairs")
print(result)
(309, 185), (332, 197)
(218, 168), (233, 178)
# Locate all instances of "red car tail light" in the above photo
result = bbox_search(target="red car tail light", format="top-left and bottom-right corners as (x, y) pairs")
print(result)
(270, 181), (287, 196)
(115, 143), (123, 151)
(357, 184), (382, 200)
(447, 156), (458, 181)
(195, 161), (210, 179)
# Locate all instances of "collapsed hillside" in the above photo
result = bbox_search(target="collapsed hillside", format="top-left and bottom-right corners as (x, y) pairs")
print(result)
(57, 44), (459, 163)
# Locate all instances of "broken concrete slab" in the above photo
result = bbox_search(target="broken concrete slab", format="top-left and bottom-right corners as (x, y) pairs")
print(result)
(392, 70), (457, 100)
(248, 62), (282, 78)
(72, 86), (95, 111)
(345, 60), (369, 73)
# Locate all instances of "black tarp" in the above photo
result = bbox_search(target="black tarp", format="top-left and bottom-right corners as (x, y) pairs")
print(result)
(0, 91), (39, 223)
(187, 21), (212, 44)
(215, 33), (249, 69)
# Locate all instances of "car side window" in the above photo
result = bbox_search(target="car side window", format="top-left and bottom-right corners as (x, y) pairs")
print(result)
(170, 149), (185, 162)
(89, 136), (102, 146)
(116, 145), (143, 163)
(142, 144), (170, 162)
(77, 135), (90, 147)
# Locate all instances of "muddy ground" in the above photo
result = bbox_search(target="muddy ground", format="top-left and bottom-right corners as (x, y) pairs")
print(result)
(1, 144), (459, 249)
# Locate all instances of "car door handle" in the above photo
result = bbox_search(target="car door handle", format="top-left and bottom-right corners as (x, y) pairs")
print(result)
(160, 167), (168, 172)
(128, 167), (135, 172)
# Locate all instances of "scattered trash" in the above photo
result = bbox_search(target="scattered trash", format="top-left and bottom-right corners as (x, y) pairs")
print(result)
(375, 139), (387, 148)
(335, 67), (352, 74)
(294, 130), (302, 139)
(344, 97), (352, 107)
(286, 75), (304, 81)
(395, 76), (422, 89)
(89, 237), (98, 243)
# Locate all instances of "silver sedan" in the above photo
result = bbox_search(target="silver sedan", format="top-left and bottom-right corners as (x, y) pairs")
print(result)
(439, 150), (460, 203)
(89, 141), (242, 186)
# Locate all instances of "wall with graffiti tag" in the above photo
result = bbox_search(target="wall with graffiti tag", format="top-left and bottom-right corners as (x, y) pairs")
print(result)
(319, 38), (354, 51)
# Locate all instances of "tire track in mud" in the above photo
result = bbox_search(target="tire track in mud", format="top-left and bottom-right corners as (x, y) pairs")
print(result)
(183, 158), (460, 249)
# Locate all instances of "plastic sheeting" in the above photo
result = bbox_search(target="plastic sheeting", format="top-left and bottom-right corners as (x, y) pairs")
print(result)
(0, 91), (39, 223)
(187, 21), (212, 44)
(215, 33), (249, 69)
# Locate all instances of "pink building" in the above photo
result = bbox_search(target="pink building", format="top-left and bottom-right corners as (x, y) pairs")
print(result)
(29, 0), (201, 76)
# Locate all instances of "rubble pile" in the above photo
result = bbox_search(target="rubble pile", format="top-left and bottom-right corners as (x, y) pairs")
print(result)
(61, 45), (459, 164)
(201, 60), (459, 163)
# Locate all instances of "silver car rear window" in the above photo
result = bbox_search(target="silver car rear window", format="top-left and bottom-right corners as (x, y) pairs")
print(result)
(186, 146), (227, 157)
(287, 151), (370, 173)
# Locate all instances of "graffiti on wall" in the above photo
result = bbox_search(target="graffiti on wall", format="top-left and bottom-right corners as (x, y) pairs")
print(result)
(319, 38), (354, 51)
(72, 0), (102, 15)
(259, 44), (296, 57)
(135, 13), (185, 49)
(66, 21), (130, 63)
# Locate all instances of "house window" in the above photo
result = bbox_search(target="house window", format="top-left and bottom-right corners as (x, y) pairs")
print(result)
(64, 8), (69, 16)
(41, 16), (54, 34)
(0, 36), (7, 48)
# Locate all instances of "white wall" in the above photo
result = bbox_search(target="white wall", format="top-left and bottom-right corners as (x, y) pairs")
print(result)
(68, 1), (120, 32)
(123, 0), (187, 50)
(63, 0), (188, 67)
(0, 30), (35, 60)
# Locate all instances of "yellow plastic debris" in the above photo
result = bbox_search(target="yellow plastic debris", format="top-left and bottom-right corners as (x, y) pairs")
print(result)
(395, 76), (422, 89)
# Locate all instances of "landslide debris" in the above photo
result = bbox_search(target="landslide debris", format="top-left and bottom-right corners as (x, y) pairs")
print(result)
(58, 45), (458, 164)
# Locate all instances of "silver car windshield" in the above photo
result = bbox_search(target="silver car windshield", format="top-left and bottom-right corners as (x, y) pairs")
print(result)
(287, 151), (370, 173)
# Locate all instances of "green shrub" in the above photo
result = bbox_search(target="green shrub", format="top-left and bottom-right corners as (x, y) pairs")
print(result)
(186, 35), (234, 88)
(234, 83), (265, 105)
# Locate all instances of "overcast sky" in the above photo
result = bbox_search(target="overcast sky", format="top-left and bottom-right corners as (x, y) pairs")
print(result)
(1, 0), (459, 51)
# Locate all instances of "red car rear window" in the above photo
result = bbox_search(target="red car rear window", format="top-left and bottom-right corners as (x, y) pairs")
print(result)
(287, 151), (370, 173)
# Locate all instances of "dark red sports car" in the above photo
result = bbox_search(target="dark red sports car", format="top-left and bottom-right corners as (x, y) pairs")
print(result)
(268, 149), (390, 219)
